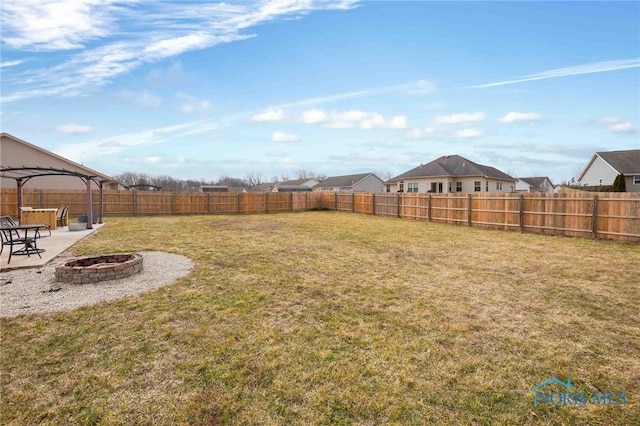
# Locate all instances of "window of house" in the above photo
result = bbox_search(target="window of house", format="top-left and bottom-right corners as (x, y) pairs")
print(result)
(398, 181), (404, 192)
(386, 185), (390, 193)
(485, 181), (489, 192)
(448, 182), (452, 193)
(474, 181), (481, 192)
(634, 176), (640, 185)
(496, 182), (502, 190)
(407, 182), (419, 193)
(456, 182), (462, 192)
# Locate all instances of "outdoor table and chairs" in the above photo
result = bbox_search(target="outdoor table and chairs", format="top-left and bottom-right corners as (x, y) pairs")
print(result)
(0, 222), (47, 264)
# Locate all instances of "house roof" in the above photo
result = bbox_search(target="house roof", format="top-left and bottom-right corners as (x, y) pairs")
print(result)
(596, 150), (640, 175)
(315, 173), (379, 188)
(387, 155), (515, 183)
(0, 132), (120, 184)
(279, 178), (318, 186)
(518, 177), (554, 190)
(577, 149), (640, 181)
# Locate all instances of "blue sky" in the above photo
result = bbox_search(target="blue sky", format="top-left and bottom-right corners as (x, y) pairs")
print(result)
(1, 0), (639, 183)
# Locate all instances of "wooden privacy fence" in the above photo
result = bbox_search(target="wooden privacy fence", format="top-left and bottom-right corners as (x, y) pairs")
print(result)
(0, 189), (323, 219)
(1, 189), (639, 242)
(321, 191), (640, 242)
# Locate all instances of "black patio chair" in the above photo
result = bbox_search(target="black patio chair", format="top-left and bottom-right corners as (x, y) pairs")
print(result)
(1, 215), (42, 264)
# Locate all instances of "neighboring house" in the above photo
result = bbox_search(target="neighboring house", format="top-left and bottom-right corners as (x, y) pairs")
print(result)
(279, 178), (320, 188)
(516, 177), (555, 193)
(272, 185), (313, 192)
(248, 178), (319, 192)
(1, 132), (122, 190)
(314, 173), (385, 192)
(385, 155), (516, 193)
(578, 149), (640, 192)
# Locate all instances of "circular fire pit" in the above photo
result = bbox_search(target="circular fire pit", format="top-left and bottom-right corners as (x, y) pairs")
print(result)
(55, 253), (143, 284)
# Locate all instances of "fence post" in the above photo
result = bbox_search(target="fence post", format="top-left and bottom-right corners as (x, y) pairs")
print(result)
(305, 192), (308, 211)
(352, 192), (356, 213)
(372, 193), (376, 215)
(592, 194), (598, 239)
(334, 192), (338, 210)
(467, 194), (472, 226)
(519, 194), (524, 233)
(207, 192), (211, 215)
(397, 193), (401, 218)
(291, 191), (294, 212)
(237, 193), (241, 214)
(428, 194), (432, 222)
(133, 191), (137, 216)
(172, 192), (177, 215)
(265, 192), (269, 214)
(37, 189), (43, 208)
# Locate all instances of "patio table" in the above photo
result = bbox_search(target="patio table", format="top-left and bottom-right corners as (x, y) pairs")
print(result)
(0, 224), (46, 264)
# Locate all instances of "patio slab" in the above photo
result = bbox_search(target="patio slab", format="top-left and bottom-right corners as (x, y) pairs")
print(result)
(1, 223), (105, 271)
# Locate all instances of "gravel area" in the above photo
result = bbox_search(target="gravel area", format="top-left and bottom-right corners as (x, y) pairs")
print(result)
(0, 251), (194, 318)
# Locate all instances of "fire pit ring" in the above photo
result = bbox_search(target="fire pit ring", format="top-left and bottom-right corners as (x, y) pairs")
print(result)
(55, 253), (143, 284)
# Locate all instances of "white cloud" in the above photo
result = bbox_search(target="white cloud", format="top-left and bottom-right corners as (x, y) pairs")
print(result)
(498, 112), (543, 123)
(179, 93), (212, 114)
(1, 0), (360, 103)
(406, 127), (436, 139)
(609, 121), (636, 134)
(271, 131), (301, 143)
(251, 108), (285, 122)
(301, 109), (408, 130)
(598, 116), (638, 134)
(435, 112), (485, 125)
(117, 89), (162, 109)
(56, 123), (92, 134)
(471, 58), (640, 89)
(454, 129), (484, 138)
(301, 109), (327, 124)
(0, 59), (25, 68)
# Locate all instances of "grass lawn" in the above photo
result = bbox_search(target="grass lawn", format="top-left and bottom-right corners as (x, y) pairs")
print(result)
(1, 211), (639, 425)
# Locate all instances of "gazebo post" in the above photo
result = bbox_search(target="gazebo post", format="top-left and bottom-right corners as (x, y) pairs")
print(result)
(99, 181), (104, 224)
(16, 178), (24, 222)
(86, 178), (93, 229)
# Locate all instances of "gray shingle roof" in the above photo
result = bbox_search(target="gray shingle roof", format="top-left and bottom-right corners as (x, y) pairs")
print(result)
(387, 155), (515, 182)
(518, 177), (554, 190)
(316, 173), (376, 188)
(597, 150), (640, 175)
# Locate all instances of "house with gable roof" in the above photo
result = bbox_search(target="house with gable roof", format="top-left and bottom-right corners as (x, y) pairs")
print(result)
(385, 154), (516, 193)
(578, 149), (640, 192)
(314, 173), (384, 192)
(1, 133), (122, 190)
(516, 177), (555, 193)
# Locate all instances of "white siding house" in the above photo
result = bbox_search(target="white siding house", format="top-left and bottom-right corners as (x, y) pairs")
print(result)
(578, 150), (640, 192)
(516, 177), (554, 193)
(385, 155), (516, 193)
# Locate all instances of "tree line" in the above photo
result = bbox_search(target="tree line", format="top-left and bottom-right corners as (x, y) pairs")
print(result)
(113, 170), (332, 191)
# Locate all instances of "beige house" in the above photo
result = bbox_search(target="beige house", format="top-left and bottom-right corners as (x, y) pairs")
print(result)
(1, 133), (122, 190)
(385, 155), (516, 193)
(578, 150), (640, 192)
(515, 177), (555, 193)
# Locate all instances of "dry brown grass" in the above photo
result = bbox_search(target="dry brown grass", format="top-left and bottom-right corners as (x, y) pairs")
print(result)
(1, 212), (639, 425)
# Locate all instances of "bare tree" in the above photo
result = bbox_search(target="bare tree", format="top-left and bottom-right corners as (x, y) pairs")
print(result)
(216, 175), (248, 187)
(295, 170), (327, 181)
(245, 170), (265, 188)
(374, 170), (393, 181)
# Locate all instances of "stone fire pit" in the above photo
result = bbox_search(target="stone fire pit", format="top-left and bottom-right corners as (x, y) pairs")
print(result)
(55, 253), (143, 284)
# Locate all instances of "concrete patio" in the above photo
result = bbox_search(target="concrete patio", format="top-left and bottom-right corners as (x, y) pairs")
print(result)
(1, 223), (105, 271)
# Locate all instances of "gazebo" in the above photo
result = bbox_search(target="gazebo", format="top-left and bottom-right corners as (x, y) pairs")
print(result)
(0, 166), (108, 229)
